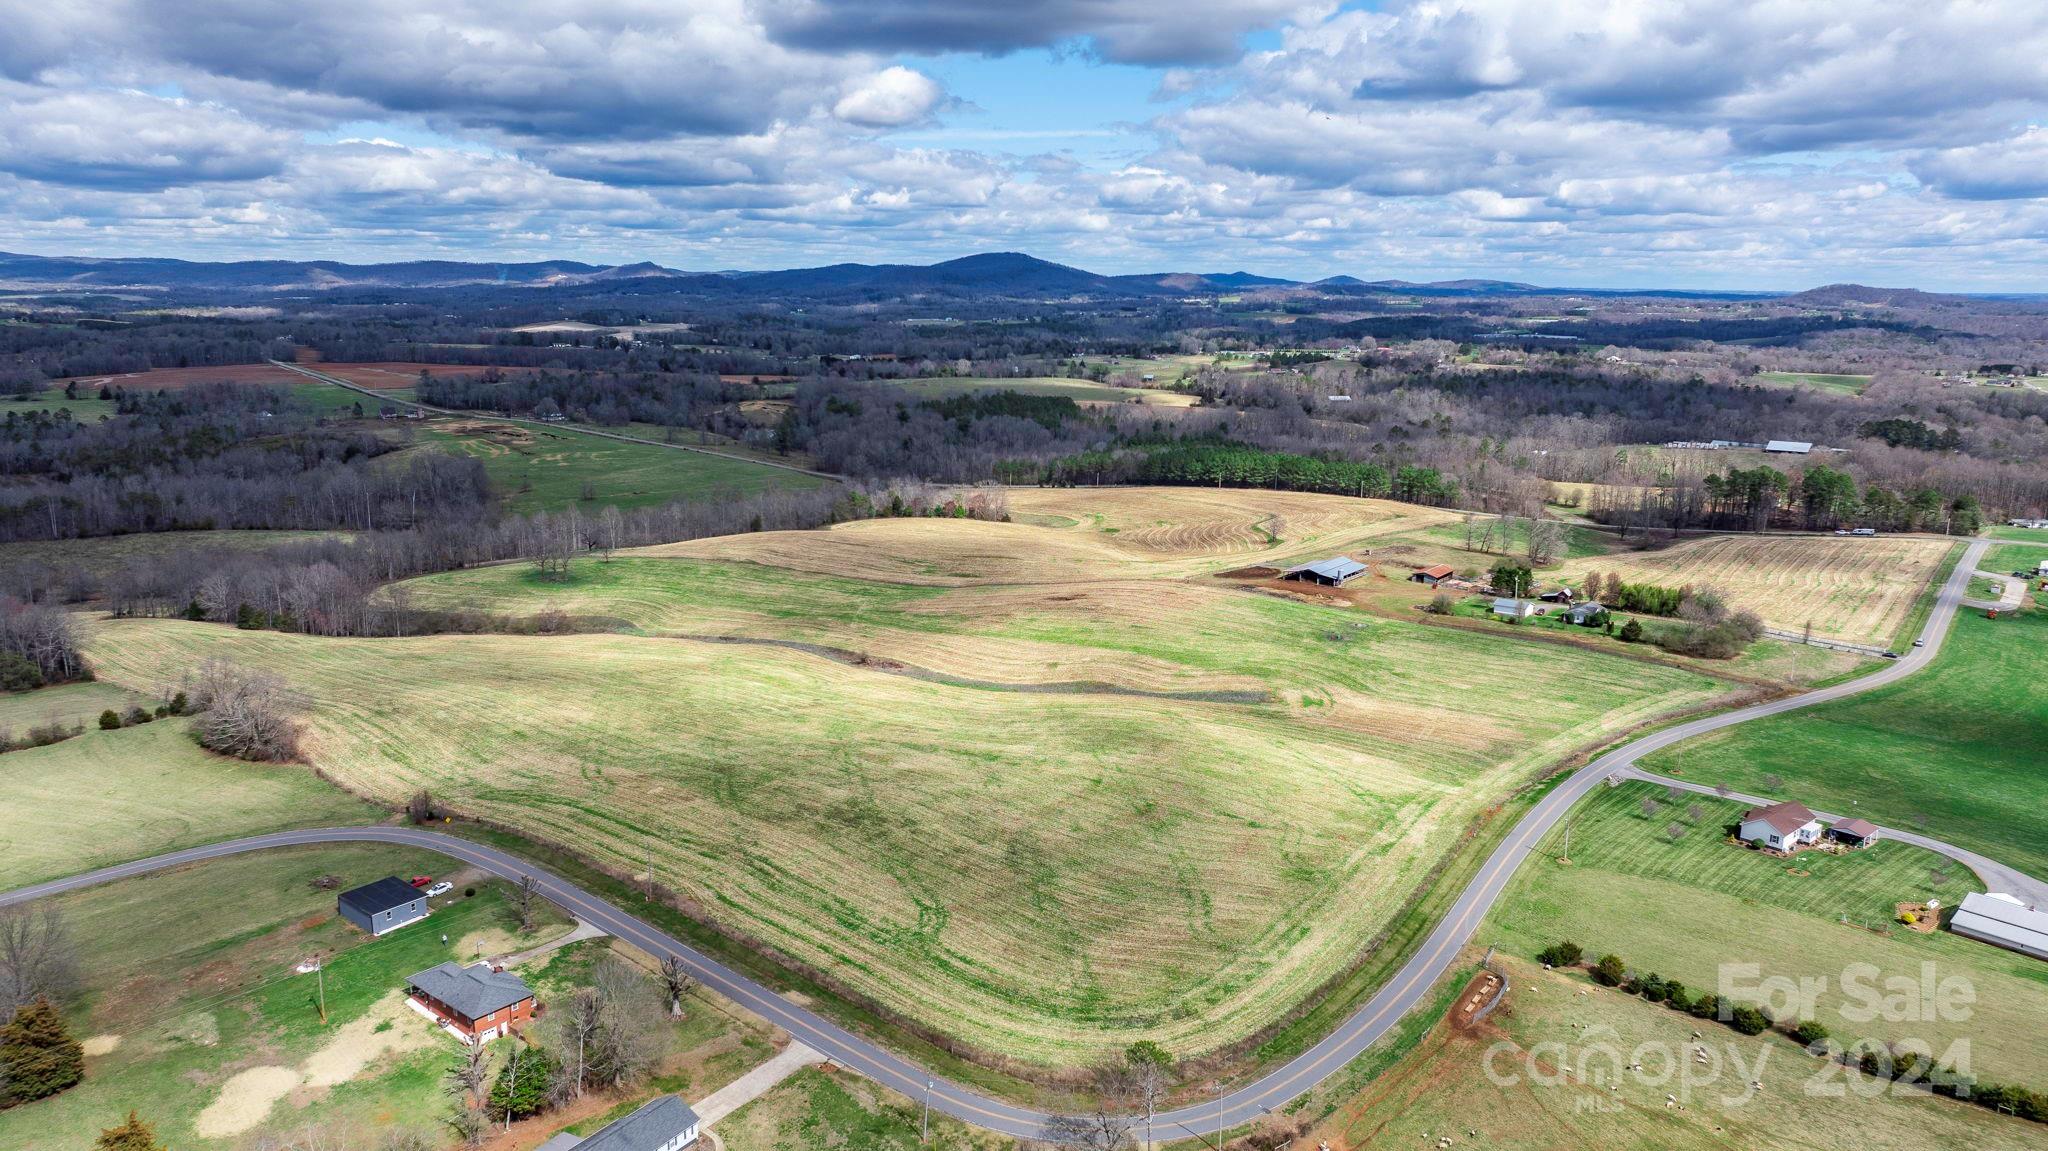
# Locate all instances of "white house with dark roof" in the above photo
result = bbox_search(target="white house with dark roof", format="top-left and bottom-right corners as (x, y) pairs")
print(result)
(538, 1096), (701, 1151)
(1737, 800), (1822, 851)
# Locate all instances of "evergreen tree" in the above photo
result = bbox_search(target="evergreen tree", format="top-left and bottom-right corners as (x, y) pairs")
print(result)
(95, 1112), (166, 1151)
(1, 997), (85, 1104)
(488, 1046), (558, 1123)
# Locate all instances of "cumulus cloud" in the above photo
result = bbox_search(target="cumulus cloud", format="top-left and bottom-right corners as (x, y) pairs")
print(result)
(0, 0), (2044, 288)
(756, 0), (1305, 65)
(2, 0), (901, 141)
(1912, 128), (2048, 200)
(833, 67), (944, 128)
(0, 87), (288, 189)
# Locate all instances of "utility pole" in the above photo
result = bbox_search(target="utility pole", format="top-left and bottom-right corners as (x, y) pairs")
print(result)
(922, 1078), (932, 1144)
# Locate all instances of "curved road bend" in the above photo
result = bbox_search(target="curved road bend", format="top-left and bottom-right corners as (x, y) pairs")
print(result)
(2, 541), (2016, 1139)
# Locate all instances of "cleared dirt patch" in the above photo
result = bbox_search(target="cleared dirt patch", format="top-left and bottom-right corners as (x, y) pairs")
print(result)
(441, 420), (535, 445)
(81, 1034), (121, 1056)
(196, 1064), (301, 1137)
(53, 363), (306, 390)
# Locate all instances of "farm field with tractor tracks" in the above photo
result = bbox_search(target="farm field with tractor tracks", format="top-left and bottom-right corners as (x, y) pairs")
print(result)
(74, 488), (1770, 1075)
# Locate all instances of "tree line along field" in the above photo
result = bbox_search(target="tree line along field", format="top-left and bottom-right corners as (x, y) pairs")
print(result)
(81, 490), (1741, 1070)
(1643, 603), (2048, 885)
(1558, 534), (1959, 646)
(1483, 783), (2048, 1090)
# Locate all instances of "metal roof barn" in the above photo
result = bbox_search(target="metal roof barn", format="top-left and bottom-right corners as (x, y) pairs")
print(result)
(1951, 892), (2048, 961)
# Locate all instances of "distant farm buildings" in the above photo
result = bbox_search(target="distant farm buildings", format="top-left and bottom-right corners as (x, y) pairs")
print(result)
(1410, 564), (1456, 586)
(1950, 892), (2048, 961)
(1491, 597), (1538, 620)
(1661, 438), (1819, 454)
(1282, 556), (1365, 587)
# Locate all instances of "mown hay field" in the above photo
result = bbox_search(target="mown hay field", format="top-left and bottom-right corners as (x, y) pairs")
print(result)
(1562, 534), (1955, 645)
(87, 490), (1733, 1067)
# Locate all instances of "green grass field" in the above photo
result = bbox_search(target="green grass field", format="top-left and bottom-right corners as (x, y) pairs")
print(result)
(0, 681), (154, 733)
(1644, 605), (2048, 881)
(0, 843), (577, 1151)
(1756, 371), (1872, 395)
(83, 497), (1738, 1068)
(1308, 953), (2048, 1150)
(0, 388), (119, 420)
(1983, 541), (2048, 576)
(1482, 782), (2048, 1088)
(411, 422), (824, 513)
(0, 720), (380, 888)
(1544, 783), (1980, 923)
(1986, 525), (2048, 544)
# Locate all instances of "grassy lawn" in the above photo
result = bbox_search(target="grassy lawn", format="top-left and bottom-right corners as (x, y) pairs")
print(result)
(1643, 604), (2048, 881)
(1983, 540), (2048, 576)
(0, 720), (381, 888)
(1756, 370), (1872, 395)
(1305, 953), (2048, 1150)
(1545, 782), (1980, 923)
(1484, 782), (2048, 1088)
(0, 844), (574, 1150)
(412, 421), (823, 513)
(85, 495), (1736, 1070)
(721, 1066), (1015, 1151)
(1985, 525), (2048, 544)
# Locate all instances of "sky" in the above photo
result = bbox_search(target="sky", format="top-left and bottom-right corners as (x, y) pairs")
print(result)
(2, 1), (2047, 290)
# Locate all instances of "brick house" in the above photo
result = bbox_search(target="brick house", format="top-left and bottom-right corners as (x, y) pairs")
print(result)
(406, 961), (536, 1044)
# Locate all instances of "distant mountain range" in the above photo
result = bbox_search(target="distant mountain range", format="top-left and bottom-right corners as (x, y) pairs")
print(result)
(0, 248), (1927, 303)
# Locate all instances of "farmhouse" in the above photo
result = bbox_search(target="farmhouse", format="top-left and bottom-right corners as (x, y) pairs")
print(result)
(1765, 440), (1814, 454)
(1826, 817), (1881, 848)
(1737, 800), (1822, 851)
(1411, 564), (1456, 586)
(1950, 892), (2048, 961)
(1282, 556), (1366, 586)
(1491, 597), (1539, 620)
(336, 877), (429, 937)
(538, 1096), (701, 1151)
(406, 961), (536, 1044)
(1565, 601), (1607, 625)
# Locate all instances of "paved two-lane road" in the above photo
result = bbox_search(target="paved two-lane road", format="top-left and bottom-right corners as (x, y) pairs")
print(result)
(3, 540), (2019, 1139)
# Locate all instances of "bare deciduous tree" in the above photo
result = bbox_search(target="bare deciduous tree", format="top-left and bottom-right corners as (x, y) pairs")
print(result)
(659, 954), (696, 1019)
(190, 657), (303, 762)
(514, 875), (540, 934)
(1039, 1111), (1135, 1151)
(0, 904), (79, 1022)
(444, 1042), (490, 1147)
